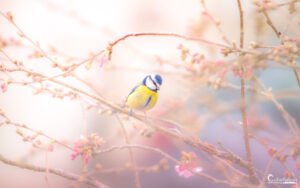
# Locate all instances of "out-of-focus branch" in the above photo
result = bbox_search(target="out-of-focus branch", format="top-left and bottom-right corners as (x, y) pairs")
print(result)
(0, 11), (104, 79)
(0, 153), (108, 188)
(1, 64), (254, 175)
(96, 144), (178, 164)
(258, 5), (300, 87)
(0, 111), (73, 151)
(253, 77), (300, 136)
(259, 138), (300, 188)
(261, 11), (281, 38)
(115, 115), (141, 188)
(200, 0), (231, 45)
(1, 45), (262, 183)
(95, 144), (248, 188)
(236, 0), (259, 184)
(237, 0), (244, 49)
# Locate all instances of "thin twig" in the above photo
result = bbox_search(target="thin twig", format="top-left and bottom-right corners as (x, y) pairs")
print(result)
(260, 7), (300, 87)
(107, 32), (229, 60)
(45, 151), (50, 188)
(2, 64), (253, 174)
(115, 115), (141, 188)
(0, 153), (108, 188)
(0, 112), (73, 151)
(261, 10), (281, 38)
(258, 138), (299, 188)
(253, 77), (300, 136)
(96, 144), (248, 188)
(1, 50), (261, 186)
(236, 0), (259, 184)
(0, 11), (104, 79)
(200, 0), (231, 45)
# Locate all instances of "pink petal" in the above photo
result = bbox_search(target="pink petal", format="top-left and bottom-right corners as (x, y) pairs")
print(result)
(193, 167), (203, 173)
(82, 154), (91, 165)
(189, 152), (197, 158)
(181, 170), (194, 178)
(99, 56), (108, 67)
(70, 153), (78, 160)
(175, 165), (181, 173)
(175, 165), (202, 178)
(1, 84), (7, 93)
(175, 165), (194, 178)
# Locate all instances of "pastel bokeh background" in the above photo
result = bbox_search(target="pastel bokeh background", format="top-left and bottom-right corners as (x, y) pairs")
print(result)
(0, 0), (300, 188)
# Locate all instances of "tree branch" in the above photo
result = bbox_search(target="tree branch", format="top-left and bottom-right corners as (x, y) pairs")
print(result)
(236, 0), (259, 184)
(0, 153), (108, 188)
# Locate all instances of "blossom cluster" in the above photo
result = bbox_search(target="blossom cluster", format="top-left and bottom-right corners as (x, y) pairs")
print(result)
(71, 134), (105, 165)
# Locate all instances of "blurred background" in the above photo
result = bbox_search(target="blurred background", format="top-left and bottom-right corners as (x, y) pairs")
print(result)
(0, 0), (299, 187)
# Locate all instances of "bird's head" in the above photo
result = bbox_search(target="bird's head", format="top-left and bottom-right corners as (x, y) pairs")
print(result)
(143, 74), (163, 91)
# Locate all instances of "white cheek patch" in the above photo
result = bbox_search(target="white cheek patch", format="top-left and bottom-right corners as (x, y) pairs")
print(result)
(146, 78), (157, 90)
(150, 74), (156, 82)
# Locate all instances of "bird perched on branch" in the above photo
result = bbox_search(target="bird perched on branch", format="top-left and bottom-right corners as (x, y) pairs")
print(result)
(126, 74), (162, 111)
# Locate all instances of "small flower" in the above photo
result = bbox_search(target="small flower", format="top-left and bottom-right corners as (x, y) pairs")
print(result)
(70, 134), (105, 165)
(284, 171), (293, 178)
(177, 43), (184, 50)
(191, 53), (204, 64)
(232, 65), (253, 79)
(175, 152), (202, 178)
(6, 11), (14, 22)
(98, 54), (109, 67)
(246, 67), (253, 78)
(217, 68), (228, 79)
(249, 41), (258, 49)
(0, 80), (8, 93)
(267, 147), (277, 157)
(220, 48), (231, 56)
(247, 112), (270, 130)
(177, 44), (189, 61)
(175, 165), (202, 178)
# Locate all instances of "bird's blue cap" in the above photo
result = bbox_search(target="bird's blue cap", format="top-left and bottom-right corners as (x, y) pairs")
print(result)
(154, 74), (162, 85)
(143, 74), (163, 90)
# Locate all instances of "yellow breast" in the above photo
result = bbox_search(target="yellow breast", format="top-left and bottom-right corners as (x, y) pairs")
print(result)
(126, 85), (158, 111)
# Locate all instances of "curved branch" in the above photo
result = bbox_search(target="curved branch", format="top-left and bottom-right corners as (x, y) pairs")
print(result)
(107, 32), (229, 60)
(0, 153), (108, 188)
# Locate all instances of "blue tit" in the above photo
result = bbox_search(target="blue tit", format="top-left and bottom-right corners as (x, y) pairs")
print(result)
(126, 74), (163, 111)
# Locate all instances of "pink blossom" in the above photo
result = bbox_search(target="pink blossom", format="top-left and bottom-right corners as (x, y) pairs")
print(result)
(267, 147), (276, 157)
(215, 60), (225, 66)
(99, 55), (109, 67)
(175, 164), (202, 178)
(191, 53), (204, 64)
(175, 152), (202, 178)
(82, 153), (91, 165)
(217, 68), (228, 79)
(247, 115), (270, 130)
(70, 134), (105, 165)
(0, 80), (8, 93)
(284, 171), (293, 178)
(220, 48), (231, 56)
(232, 66), (253, 79)
(177, 43), (184, 50)
(246, 67), (253, 78)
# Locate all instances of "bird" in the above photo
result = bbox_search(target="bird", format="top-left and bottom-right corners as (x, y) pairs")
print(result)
(126, 74), (162, 111)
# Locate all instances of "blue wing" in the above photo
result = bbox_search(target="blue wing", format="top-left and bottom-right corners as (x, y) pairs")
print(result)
(126, 83), (141, 99)
(143, 96), (152, 108)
